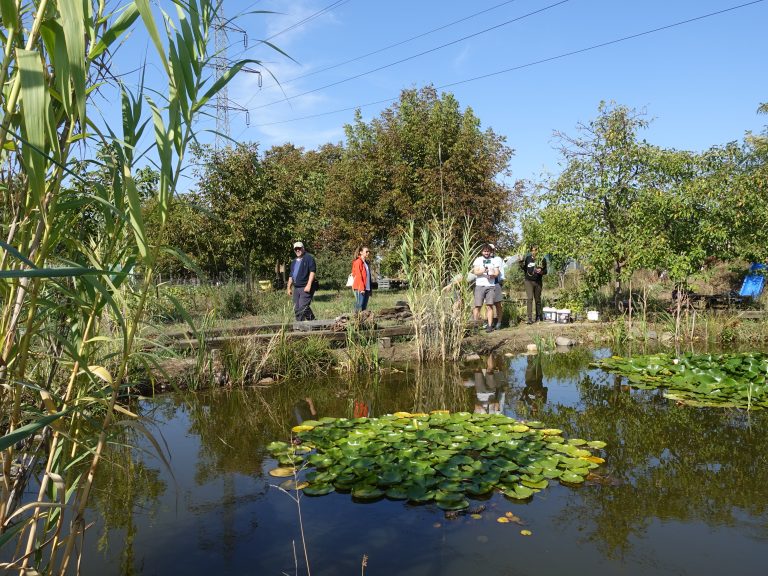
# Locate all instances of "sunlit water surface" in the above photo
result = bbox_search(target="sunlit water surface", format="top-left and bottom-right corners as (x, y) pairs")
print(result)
(79, 347), (768, 575)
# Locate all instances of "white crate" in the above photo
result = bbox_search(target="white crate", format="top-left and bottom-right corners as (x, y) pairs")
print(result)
(556, 309), (572, 323)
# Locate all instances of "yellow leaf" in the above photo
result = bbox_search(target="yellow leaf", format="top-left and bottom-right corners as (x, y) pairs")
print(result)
(114, 404), (139, 419)
(268, 467), (296, 478)
(291, 424), (315, 433)
(496, 517), (510, 523)
(583, 456), (605, 464)
(88, 365), (112, 385)
(279, 479), (308, 490)
(520, 529), (532, 536)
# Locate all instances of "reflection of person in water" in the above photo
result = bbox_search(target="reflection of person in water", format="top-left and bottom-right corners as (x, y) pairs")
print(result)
(353, 400), (370, 418)
(292, 397), (317, 425)
(473, 356), (505, 414)
(522, 354), (548, 408)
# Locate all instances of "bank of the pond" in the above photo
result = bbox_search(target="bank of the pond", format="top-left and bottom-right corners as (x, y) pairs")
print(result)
(146, 319), (609, 393)
(146, 313), (768, 393)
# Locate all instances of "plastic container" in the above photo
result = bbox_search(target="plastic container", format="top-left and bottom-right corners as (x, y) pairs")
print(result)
(555, 309), (571, 324)
(542, 307), (557, 322)
(587, 310), (599, 321)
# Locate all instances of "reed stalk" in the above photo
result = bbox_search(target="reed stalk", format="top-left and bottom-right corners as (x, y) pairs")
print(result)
(399, 217), (476, 363)
(0, 1), (265, 571)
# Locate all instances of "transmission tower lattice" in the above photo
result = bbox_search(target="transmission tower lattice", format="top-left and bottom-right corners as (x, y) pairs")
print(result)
(214, 10), (230, 149)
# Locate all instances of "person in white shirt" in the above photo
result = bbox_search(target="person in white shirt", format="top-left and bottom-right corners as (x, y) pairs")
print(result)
(489, 243), (505, 330)
(471, 244), (499, 333)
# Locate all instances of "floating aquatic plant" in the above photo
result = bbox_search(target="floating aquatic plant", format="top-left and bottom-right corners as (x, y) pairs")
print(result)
(267, 412), (606, 510)
(594, 352), (768, 409)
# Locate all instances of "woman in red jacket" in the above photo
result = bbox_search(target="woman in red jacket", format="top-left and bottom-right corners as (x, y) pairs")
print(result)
(350, 246), (372, 312)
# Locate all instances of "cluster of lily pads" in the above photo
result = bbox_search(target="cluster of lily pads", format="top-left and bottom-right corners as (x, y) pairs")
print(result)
(267, 411), (606, 511)
(594, 352), (768, 409)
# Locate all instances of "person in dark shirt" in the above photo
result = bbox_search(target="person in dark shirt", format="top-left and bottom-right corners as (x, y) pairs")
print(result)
(286, 241), (317, 321)
(520, 244), (547, 324)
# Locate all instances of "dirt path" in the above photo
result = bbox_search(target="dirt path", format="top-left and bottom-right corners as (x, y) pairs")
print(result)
(378, 320), (611, 363)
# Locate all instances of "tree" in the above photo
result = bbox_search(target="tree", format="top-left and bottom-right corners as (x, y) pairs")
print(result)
(538, 102), (669, 301)
(191, 143), (293, 284)
(323, 86), (517, 269)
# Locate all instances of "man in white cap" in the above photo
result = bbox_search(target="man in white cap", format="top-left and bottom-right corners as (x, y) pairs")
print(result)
(286, 241), (317, 321)
(471, 244), (499, 333)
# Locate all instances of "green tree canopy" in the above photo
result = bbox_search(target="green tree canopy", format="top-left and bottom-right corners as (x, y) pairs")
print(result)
(323, 85), (517, 268)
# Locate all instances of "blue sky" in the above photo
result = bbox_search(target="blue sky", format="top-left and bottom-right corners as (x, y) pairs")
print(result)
(112, 0), (768, 186)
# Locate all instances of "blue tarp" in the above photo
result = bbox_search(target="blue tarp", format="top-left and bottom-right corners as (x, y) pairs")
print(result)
(739, 263), (767, 298)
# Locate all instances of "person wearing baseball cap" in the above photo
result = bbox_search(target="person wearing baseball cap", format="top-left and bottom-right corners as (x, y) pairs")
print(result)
(286, 241), (317, 321)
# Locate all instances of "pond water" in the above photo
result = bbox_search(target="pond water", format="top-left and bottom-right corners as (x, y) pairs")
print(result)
(79, 348), (768, 575)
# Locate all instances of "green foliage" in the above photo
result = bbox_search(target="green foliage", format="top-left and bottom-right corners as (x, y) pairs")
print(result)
(268, 411), (606, 508)
(267, 336), (337, 380)
(325, 86), (518, 255)
(220, 281), (255, 319)
(315, 249), (355, 291)
(400, 217), (477, 362)
(595, 352), (768, 409)
(0, 1), (273, 569)
(528, 101), (768, 300)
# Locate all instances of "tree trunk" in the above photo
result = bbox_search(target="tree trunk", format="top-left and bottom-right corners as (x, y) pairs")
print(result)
(244, 252), (252, 292)
(613, 260), (623, 310)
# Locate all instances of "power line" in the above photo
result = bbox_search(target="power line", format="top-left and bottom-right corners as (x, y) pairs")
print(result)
(250, 0), (765, 128)
(281, 0), (522, 86)
(266, 0), (353, 43)
(250, 0), (571, 111)
(226, 0), (354, 58)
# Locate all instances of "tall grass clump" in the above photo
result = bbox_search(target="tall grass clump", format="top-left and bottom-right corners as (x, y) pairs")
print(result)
(399, 218), (477, 363)
(344, 317), (380, 373)
(0, 1), (263, 571)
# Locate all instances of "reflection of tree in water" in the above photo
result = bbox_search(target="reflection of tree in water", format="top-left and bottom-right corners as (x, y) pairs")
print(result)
(408, 364), (473, 414)
(536, 371), (768, 557)
(92, 433), (166, 576)
(539, 347), (594, 380)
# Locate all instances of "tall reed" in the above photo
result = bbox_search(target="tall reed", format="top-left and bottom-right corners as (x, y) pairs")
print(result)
(0, 1), (261, 571)
(399, 217), (477, 363)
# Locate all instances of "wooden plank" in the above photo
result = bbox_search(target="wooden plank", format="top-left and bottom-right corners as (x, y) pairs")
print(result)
(738, 310), (767, 320)
(172, 324), (415, 350)
(292, 319), (336, 332)
(161, 322), (291, 341)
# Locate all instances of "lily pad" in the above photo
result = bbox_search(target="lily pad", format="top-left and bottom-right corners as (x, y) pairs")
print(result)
(303, 483), (335, 496)
(268, 412), (607, 506)
(279, 479), (309, 491)
(268, 466), (296, 478)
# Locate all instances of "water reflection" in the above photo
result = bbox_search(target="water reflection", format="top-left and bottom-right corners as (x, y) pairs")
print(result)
(84, 349), (768, 576)
(522, 353), (548, 408)
(468, 356), (504, 414)
(537, 372), (768, 558)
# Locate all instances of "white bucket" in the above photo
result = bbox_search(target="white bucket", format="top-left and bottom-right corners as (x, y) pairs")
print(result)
(542, 306), (557, 322)
(587, 310), (599, 321)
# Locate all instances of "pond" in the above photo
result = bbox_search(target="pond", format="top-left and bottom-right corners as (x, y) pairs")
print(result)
(78, 348), (768, 575)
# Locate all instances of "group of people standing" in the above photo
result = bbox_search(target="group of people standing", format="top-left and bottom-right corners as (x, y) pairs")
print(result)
(285, 242), (372, 321)
(286, 240), (547, 326)
(471, 243), (547, 331)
